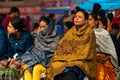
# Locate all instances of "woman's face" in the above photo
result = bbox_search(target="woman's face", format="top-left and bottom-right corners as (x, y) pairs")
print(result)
(74, 11), (87, 27)
(7, 22), (17, 34)
(37, 20), (48, 34)
(88, 15), (97, 28)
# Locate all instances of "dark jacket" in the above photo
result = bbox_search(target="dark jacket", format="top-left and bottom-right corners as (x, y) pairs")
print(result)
(0, 24), (8, 60)
(8, 31), (33, 58)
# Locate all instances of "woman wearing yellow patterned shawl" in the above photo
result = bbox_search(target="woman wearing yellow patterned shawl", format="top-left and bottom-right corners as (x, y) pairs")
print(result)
(47, 9), (96, 80)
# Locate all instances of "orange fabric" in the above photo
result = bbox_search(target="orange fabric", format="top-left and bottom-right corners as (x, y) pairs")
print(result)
(96, 53), (117, 80)
(107, 18), (112, 32)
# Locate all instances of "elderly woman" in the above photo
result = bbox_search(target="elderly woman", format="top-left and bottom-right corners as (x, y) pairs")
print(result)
(0, 18), (33, 80)
(47, 9), (96, 80)
(20, 16), (60, 80)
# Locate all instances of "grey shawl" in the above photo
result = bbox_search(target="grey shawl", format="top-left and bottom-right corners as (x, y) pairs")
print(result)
(21, 21), (60, 70)
(94, 28), (120, 78)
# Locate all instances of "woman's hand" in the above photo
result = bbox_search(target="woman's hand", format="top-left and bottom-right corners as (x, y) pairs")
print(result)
(0, 60), (7, 66)
(8, 57), (18, 65)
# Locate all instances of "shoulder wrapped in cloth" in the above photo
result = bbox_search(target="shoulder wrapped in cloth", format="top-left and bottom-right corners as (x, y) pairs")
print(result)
(47, 24), (97, 80)
(20, 21), (60, 75)
(94, 28), (120, 79)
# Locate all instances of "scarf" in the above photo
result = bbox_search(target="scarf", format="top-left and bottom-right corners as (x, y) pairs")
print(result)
(20, 21), (60, 75)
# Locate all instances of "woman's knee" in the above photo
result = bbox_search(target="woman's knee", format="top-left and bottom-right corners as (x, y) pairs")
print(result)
(24, 70), (31, 75)
(12, 62), (21, 69)
(24, 70), (32, 80)
(0, 60), (7, 66)
(33, 64), (46, 72)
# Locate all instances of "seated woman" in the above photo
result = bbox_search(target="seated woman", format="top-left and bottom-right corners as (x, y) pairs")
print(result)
(88, 13), (120, 80)
(20, 16), (60, 80)
(47, 9), (96, 80)
(96, 18), (119, 80)
(0, 18), (33, 80)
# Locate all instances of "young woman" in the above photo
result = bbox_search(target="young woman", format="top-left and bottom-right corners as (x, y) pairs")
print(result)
(88, 14), (120, 80)
(47, 9), (96, 80)
(20, 17), (60, 80)
(0, 18), (33, 80)
(88, 13), (98, 28)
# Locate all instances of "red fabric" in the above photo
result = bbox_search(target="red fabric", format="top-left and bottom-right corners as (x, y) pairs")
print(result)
(115, 9), (120, 17)
(2, 16), (13, 30)
(112, 18), (120, 28)
(112, 9), (120, 28)
(24, 19), (31, 32)
(72, 16), (75, 22)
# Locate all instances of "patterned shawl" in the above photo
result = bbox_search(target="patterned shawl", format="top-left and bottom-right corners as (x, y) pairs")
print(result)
(20, 21), (60, 75)
(47, 24), (96, 80)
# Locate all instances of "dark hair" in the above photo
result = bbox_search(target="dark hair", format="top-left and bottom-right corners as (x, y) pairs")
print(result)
(71, 10), (75, 15)
(76, 9), (89, 20)
(111, 24), (119, 30)
(107, 13), (114, 22)
(33, 23), (39, 30)
(10, 18), (25, 32)
(26, 16), (30, 19)
(48, 13), (55, 19)
(92, 3), (101, 15)
(64, 21), (74, 29)
(98, 9), (106, 18)
(10, 7), (19, 14)
(89, 13), (98, 21)
(99, 18), (108, 29)
(93, 3), (101, 10)
(75, 6), (81, 12)
(39, 16), (50, 25)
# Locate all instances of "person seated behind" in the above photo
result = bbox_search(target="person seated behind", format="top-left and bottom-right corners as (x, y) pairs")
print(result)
(31, 23), (39, 42)
(0, 18), (33, 80)
(64, 21), (74, 33)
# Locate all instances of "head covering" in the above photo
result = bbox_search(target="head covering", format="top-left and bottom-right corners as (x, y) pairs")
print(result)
(21, 21), (60, 75)
(47, 24), (96, 79)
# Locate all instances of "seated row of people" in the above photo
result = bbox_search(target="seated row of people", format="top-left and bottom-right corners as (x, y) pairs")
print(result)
(0, 9), (119, 80)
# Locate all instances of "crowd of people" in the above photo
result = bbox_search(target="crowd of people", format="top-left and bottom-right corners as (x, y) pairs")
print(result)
(0, 3), (120, 80)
